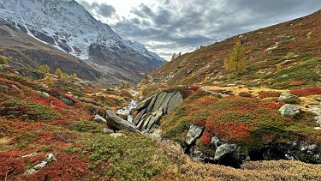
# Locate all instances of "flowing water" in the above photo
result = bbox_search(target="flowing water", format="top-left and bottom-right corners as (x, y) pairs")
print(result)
(116, 90), (138, 122)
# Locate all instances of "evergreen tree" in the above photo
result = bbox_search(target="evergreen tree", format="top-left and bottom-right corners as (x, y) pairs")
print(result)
(224, 41), (246, 77)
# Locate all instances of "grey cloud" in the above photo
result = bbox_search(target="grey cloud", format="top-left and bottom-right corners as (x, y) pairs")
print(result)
(80, 0), (321, 60)
(78, 1), (115, 17)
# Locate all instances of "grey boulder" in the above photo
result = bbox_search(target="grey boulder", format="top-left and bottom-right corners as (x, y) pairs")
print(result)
(185, 124), (204, 145)
(279, 104), (300, 117)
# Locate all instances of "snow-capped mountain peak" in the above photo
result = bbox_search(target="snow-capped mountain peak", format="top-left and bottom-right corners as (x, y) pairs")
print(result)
(0, 0), (163, 62)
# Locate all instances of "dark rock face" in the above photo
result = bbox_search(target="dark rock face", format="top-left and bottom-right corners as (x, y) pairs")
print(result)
(185, 133), (321, 168)
(133, 91), (183, 132)
(29, 29), (55, 44)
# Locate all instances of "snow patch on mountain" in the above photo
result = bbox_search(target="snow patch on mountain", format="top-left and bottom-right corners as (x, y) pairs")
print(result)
(0, 0), (163, 62)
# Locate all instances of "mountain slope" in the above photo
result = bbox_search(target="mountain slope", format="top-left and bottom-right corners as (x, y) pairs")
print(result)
(0, 20), (101, 80)
(0, 0), (164, 83)
(151, 10), (321, 88)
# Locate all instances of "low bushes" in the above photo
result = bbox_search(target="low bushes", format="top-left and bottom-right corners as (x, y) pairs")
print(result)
(86, 133), (169, 180)
(290, 87), (321, 97)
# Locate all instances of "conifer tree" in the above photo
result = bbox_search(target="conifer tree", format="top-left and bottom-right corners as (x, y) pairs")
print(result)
(55, 68), (62, 78)
(39, 64), (50, 73)
(224, 41), (246, 77)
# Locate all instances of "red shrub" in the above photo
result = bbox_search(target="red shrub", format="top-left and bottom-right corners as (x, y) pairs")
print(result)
(290, 87), (321, 97)
(0, 151), (25, 179)
(51, 119), (70, 126)
(200, 131), (212, 146)
(205, 123), (253, 143)
(239, 92), (253, 98)
(258, 91), (281, 99)
(187, 85), (201, 92)
(288, 80), (306, 86)
(21, 154), (90, 180)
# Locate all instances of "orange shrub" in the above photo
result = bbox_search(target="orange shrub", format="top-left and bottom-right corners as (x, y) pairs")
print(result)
(258, 91), (281, 99)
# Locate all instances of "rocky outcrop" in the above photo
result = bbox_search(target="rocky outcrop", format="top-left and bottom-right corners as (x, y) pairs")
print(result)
(279, 104), (300, 117)
(133, 91), (183, 132)
(185, 132), (321, 168)
(105, 110), (141, 134)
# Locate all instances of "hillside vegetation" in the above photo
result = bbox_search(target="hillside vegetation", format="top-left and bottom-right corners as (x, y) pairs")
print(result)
(149, 10), (321, 89)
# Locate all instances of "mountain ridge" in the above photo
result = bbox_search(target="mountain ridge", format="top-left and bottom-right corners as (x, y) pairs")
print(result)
(150, 9), (321, 87)
(0, 0), (164, 83)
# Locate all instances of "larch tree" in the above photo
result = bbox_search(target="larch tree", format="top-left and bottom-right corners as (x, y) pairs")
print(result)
(55, 68), (63, 79)
(224, 41), (246, 77)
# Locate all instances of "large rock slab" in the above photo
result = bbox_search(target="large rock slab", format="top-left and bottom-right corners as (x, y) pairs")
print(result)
(185, 124), (204, 145)
(151, 92), (167, 112)
(279, 104), (300, 117)
(166, 91), (183, 113)
(136, 96), (153, 110)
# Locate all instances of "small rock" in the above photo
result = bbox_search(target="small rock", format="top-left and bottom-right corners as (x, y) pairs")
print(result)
(93, 114), (107, 124)
(278, 93), (298, 101)
(214, 144), (238, 160)
(185, 124), (204, 145)
(279, 104), (300, 117)
(109, 133), (126, 138)
(46, 153), (57, 163)
(103, 128), (115, 134)
(211, 136), (221, 148)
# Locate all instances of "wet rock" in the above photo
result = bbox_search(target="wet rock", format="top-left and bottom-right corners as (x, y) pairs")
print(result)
(185, 125), (204, 145)
(278, 93), (298, 101)
(279, 104), (300, 117)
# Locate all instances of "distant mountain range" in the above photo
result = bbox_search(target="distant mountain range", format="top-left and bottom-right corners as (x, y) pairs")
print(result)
(0, 0), (164, 83)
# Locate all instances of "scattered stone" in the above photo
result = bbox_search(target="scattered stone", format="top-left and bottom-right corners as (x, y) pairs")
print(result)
(211, 136), (221, 148)
(60, 96), (75, 106)
(214, 144), (238, 161)
(25, 153), (57, 175)
(21, 152), (38, 158)
(109, 133), (126, 138)
(103, 128), (115, 134)
(185, 125), (204, 145)
(279, 104), (300, 117)
(93, 114), (107, 124)
(278, 93), (298, 101)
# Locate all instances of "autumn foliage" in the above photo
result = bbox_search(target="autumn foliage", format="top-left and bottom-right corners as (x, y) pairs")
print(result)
(290, 87), (321, 97)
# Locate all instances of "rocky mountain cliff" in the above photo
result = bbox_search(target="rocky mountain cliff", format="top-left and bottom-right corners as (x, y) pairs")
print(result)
(0, 0), (164, 83)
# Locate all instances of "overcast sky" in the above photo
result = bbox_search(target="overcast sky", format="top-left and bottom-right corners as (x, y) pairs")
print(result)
(76, 0), (321, 60)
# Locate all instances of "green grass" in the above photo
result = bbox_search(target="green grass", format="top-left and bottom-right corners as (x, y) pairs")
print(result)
(86, 132), (169, 180)
(266, 58), (321, 89)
